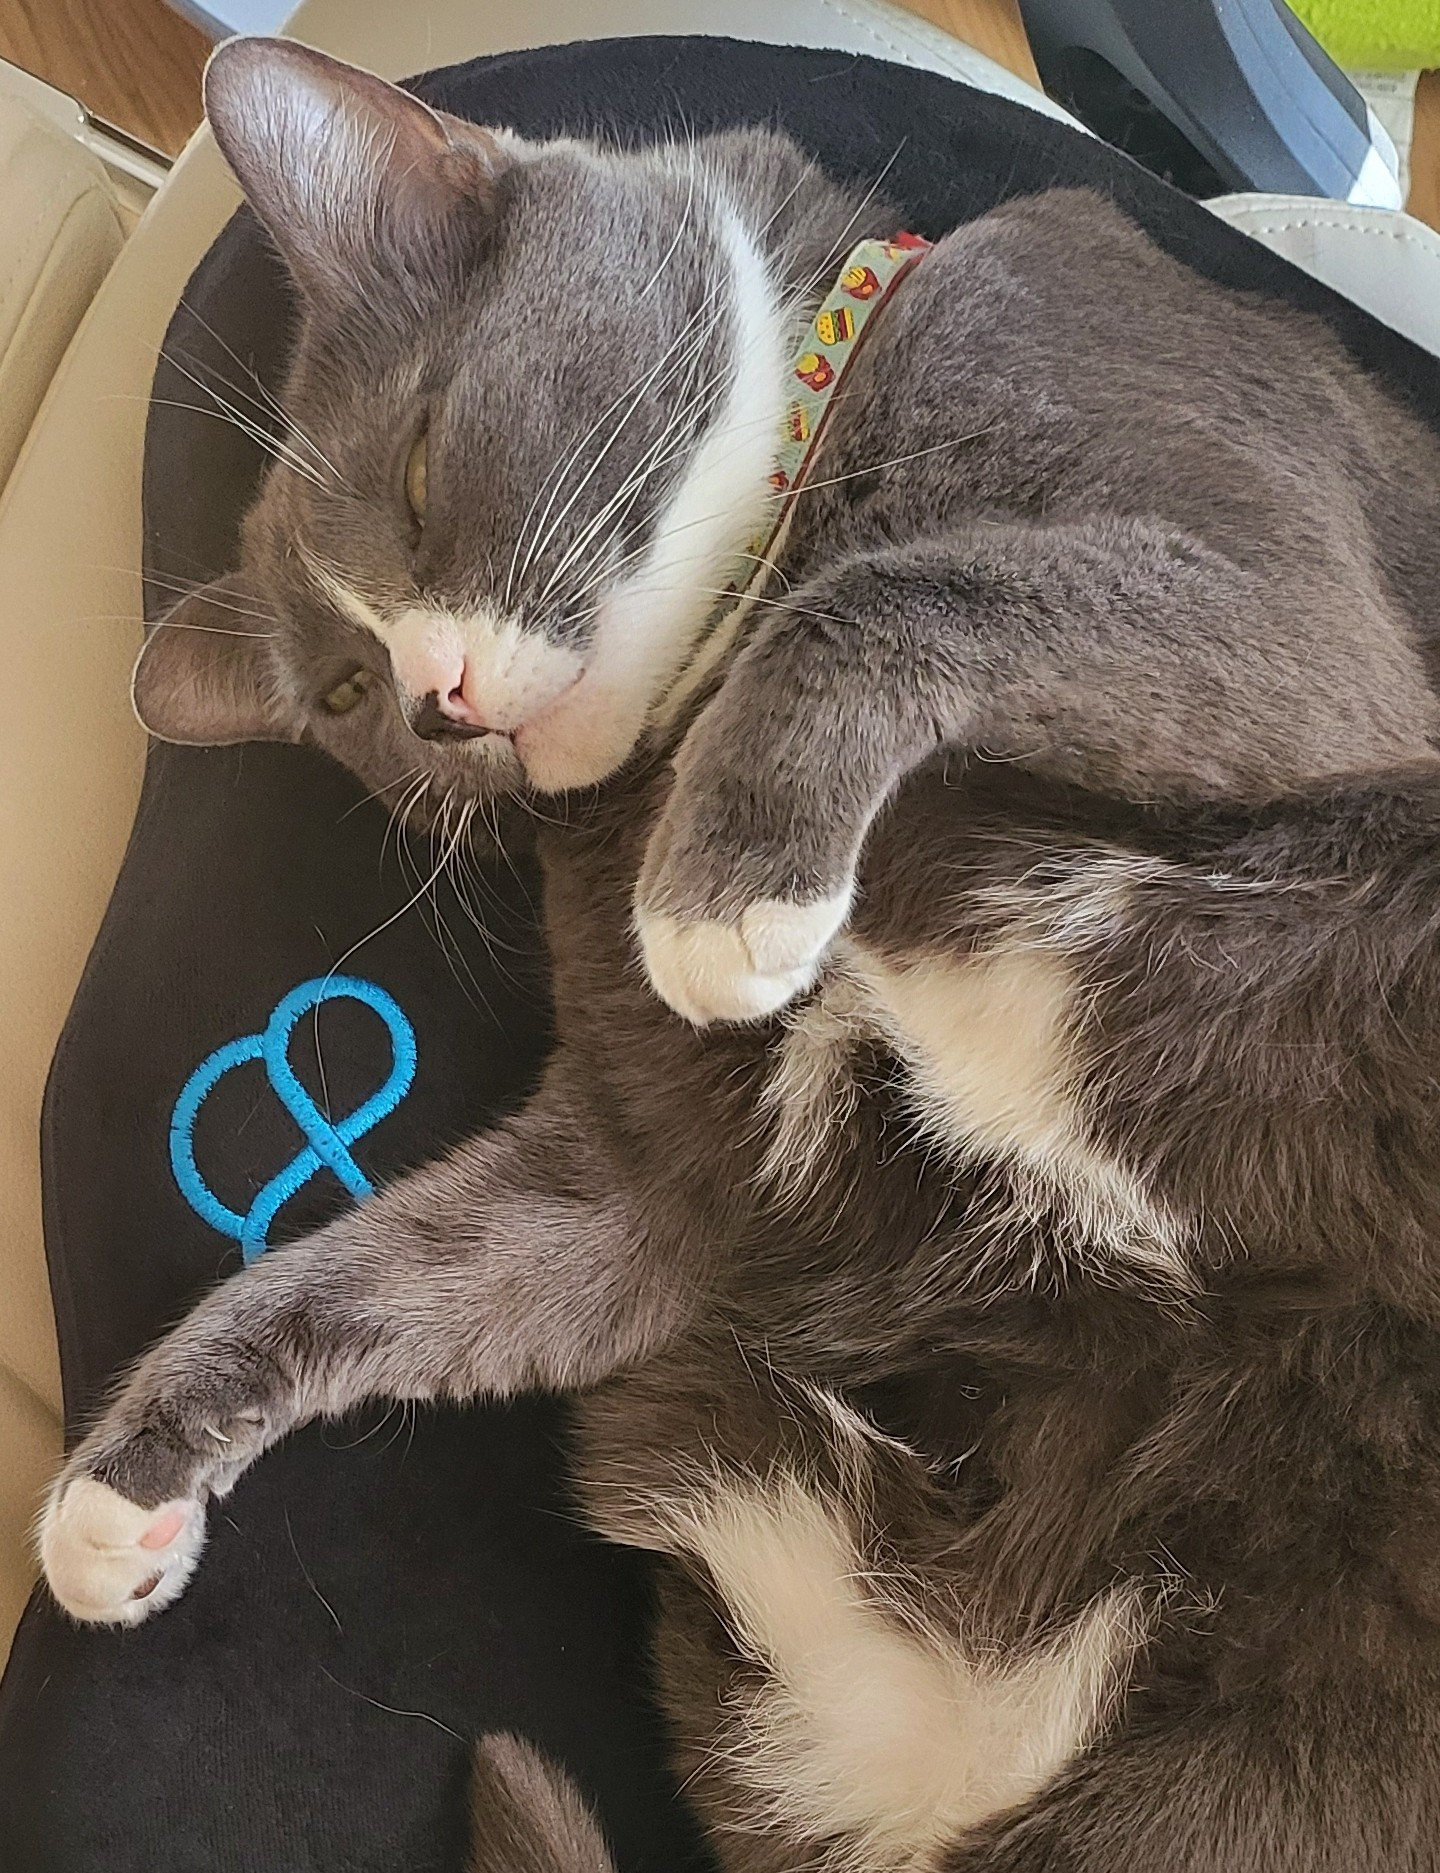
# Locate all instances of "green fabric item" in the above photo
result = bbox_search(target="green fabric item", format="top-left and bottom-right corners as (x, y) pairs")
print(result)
(1286, 0), (1440, 69)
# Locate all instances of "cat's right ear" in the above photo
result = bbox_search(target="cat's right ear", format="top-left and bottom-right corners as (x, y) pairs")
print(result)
(202, 37), (510, 307)
(132, 577), (302, 747)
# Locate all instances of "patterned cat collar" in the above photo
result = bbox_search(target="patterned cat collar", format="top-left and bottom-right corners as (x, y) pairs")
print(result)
(659, 231), (931, 726)
(731, 234), (931, 604)
(767, 231), (932, 517)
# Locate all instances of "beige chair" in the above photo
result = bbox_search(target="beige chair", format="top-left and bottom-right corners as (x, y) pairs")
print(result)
(0, 60), (168, 1658)
(3, 0), (1439, 1673)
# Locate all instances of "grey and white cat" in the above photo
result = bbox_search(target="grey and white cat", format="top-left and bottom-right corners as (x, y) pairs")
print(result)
(39, 36), (1440, 1873)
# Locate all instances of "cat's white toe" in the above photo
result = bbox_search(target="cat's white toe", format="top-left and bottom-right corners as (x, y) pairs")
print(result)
(737, 892), (851, 974)
(40, 1476), (205, 1626)
(637, 890), (850, 1026)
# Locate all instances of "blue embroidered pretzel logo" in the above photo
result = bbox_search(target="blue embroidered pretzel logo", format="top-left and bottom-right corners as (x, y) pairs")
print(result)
(169, 976), (417, 1263)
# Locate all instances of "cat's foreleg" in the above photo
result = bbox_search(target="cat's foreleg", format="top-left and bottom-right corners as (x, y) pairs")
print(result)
(637, 517), (1437, 1023)
(40, 1083), (687, 1624)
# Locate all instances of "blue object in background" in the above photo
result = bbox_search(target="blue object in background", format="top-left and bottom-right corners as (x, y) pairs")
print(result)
(169, 975), (418, 1262)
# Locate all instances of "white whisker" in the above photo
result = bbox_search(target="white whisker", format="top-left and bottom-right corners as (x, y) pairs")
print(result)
(156, 351), (335, 492)
(145, 387), (329, 493)
(147, 618), (281, 640)
(641, 146), (699, 299)
(172, 307), (351, 488)
(512, 317), (711, 603)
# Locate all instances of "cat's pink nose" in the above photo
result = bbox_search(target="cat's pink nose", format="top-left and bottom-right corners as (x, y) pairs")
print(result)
(438, 680), (488, 730)
(398, 649), (509, 743)
(388, 605), (580, 748)
(410, 679), (508, 743)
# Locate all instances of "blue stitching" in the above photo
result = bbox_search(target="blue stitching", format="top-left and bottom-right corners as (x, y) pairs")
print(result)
(169, 976), (417, 1264)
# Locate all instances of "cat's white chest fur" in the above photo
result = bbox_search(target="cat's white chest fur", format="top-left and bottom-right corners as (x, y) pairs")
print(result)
(762, 933), (1190, 1286)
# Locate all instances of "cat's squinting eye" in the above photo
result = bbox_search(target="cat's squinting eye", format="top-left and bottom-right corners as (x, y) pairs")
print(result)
(404, 430), (428, 528)
(322, 668), (375, 715)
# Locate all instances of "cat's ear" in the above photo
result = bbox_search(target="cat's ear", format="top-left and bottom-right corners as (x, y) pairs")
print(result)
(203, 37), (510, 306)
(132, 576), (302, 747)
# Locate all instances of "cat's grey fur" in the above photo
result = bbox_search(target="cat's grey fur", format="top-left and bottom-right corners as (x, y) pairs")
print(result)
(40, 36), (1440, 1873)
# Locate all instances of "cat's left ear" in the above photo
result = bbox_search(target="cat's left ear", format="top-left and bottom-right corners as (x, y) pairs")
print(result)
(203, 37), (511, 307)
(132, 576), (303, 746)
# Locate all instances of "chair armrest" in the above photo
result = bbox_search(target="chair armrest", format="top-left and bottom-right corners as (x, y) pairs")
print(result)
(0, 130), (240, 1668)
(0, 85), (127, 494)
(1209, 194), (1440, 359)
(284, 0), (1076, 122)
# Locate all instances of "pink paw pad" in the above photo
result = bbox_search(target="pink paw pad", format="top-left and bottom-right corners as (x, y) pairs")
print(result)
(41, 1479), (206, 1625)
(139, 1507), (189, 1551)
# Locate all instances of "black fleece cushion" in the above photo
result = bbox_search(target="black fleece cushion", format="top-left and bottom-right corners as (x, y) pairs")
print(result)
(3, 35), (1440, 1873)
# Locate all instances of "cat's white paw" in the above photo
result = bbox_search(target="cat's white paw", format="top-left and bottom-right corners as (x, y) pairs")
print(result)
(40, 1476), (206, 1626)
(637, 890), (851, 1026)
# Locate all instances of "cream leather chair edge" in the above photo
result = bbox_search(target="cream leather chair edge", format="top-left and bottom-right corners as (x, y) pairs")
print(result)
(1209, 193), (1440, 360)
(0, 133), (240, 1664)
(0, 92), (127, 491)
(286, 0), (1073, 117)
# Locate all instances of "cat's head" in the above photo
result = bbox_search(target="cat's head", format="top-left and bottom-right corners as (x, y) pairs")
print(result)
(134, 38), (822, 821)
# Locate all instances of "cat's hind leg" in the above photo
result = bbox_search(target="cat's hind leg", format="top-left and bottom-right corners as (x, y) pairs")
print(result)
(937, 1671), (1440, 1873)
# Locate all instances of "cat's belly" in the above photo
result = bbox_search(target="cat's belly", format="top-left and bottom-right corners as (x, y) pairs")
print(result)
(761, 931), (1192, 1290)
(579, 1375), (1148, 1868)
(672, 1472), (1142, 1865)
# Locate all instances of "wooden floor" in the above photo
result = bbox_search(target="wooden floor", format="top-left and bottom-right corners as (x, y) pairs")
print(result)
(897, 0), (1037, 81)
(0, 0), (208, 156)
(1412, 70), (1440, 231)
(0, 0), (1434, 219)
(0, 0), (1033, 159)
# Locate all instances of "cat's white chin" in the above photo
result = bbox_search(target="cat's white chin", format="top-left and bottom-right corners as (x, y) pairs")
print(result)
(514, 674), (650, 793)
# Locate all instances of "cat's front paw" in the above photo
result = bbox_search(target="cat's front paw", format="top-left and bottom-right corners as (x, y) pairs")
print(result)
(635, 889), (851, 1026)
(40, 1389), (269, 1625)
(40, 1475), (207, 1626)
